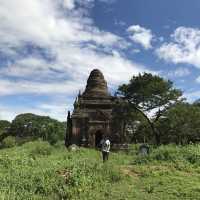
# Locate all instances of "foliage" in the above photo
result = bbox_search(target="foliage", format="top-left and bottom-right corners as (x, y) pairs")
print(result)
(8, 113), (65, 144)
(29, 141), (53, 158)
(1, 136), (16, 148)
(129, 102), (200, 145)
(0, 142), (200, 199)
(117, 73), (183, 145)
(0, 120), (11, 134)
(156, 102), (200, 144)
(112, 99), (140, 143)
(132, 144), (200, 167)
(0, 120), (11, 142)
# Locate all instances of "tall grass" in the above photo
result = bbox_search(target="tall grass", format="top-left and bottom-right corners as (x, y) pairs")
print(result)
(0, 141), (199, 199)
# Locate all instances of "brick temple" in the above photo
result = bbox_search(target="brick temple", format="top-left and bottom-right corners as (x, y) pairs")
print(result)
(66, 69), (125, 147)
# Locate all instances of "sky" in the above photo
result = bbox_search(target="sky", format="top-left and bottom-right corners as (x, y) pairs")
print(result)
(1, 0), (200, 121)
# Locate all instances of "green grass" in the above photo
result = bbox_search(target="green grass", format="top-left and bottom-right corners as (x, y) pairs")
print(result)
(0, 141), (200, 199)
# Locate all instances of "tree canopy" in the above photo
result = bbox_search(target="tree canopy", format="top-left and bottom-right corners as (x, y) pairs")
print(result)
(2, 113), (65, 145)
(117, 73), (183, 145)
(157, 102), (200, 144)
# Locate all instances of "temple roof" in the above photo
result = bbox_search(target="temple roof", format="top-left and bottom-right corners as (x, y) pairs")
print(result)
(82, 69), (110, 98)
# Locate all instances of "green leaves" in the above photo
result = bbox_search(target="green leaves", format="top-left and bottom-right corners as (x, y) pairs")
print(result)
(8, 113), (65, 145)
(117, 73), (183, 145)
(157, 102), (200, 144)
(118, 73), (182, 111)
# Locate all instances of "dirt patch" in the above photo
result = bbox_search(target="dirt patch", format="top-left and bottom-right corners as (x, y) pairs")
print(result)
(56, 169), (71, 182)
(121, 166), (141, 178)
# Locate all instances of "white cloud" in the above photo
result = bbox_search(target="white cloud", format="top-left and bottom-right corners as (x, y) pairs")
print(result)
(0, 101), (70, 122)
(63, 0), (75, 9)
(184, 90), (200, 102)
(131, 49), (141, 54)
(167, 67), (191, 78)
(114, 19), (126, 27)
(156, 27), (200, 68)
(0, 0), (149, 85)
(196, 76), (200, 83)
(0, 79), (83, 96)
(127, 25), (153, 49)
(0, 0), (126, 53)
(0, 0), (152, 121)
(98, 0), (116, 3)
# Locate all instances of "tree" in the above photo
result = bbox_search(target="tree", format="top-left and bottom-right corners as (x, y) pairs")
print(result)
(112, 99), (146, 143)
(117, 73), (182, 145)
(9, 113), (65, 144)
(112, 99), (135, 142)
(0, 120), (11, 142)
(157, 102), (200, 144)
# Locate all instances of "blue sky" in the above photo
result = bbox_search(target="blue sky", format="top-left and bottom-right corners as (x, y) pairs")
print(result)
(1, 0), (200, 121)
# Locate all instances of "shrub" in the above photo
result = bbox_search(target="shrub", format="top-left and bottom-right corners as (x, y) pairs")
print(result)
(29, 141), (53, 157)
(183, 146), (200, 165)
(1, 136), (16, 148)
(151, 145), (180, 161)
(132, 144), (200, 167)
(133, 155), (150, 164)
(127, 144), (141, 155)
(53, 140), (65, 148)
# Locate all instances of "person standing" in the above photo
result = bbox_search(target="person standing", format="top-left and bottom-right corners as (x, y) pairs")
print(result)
(100, 135), (110, 162)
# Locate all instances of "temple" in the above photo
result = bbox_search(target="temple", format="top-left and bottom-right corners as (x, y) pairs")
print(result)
(66, 69), (125, 147)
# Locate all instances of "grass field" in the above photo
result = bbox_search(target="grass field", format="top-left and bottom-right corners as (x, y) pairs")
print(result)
(0, 141), (200, 200)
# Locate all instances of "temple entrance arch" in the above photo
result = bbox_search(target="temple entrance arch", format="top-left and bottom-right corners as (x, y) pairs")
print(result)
(95, 130), (103, 148)
(87, 122), (109, 147)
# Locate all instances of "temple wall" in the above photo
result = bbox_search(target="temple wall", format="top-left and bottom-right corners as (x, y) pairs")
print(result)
(71, 118), (81, 144)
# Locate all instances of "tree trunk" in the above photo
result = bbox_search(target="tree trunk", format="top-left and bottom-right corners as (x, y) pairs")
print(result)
(145, 115), (160, 145)
(129, 103), (161, 145)
(122, 120), (127, 143)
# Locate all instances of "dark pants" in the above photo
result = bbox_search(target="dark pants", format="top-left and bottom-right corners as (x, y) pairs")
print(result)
(102, 151), (109, 162)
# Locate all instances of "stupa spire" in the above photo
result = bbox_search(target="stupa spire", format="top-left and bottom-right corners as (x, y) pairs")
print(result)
(82, 69), (109, 97)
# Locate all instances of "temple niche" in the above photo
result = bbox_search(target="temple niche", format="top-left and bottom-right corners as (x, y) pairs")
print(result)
(66, 69), (125, 147)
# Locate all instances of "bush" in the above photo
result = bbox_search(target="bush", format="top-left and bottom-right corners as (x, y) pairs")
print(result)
(1, 136), (16, 148)
(182, 145), (200, 165)
(133, 155), (150, 164)
(132, 144), (200, 166)
(53, 140), (65, 148)
(151, 145), (180, 161)
(29, 141), (53, 157)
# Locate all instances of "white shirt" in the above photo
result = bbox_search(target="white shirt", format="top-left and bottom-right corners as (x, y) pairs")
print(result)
(101, 139), (110, 152)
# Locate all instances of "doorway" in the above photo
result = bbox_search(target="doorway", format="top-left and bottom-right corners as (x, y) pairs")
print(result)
(95, 130), (103, 148)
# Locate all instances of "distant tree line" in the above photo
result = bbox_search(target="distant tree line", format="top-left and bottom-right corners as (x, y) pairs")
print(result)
(0, 113), (65, 148)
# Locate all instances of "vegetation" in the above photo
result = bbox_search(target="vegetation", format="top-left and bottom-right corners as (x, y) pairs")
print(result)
(0, 141), (200, 199)
(117, 73), (182, 145)
(1, 136), (16, 148)
(0, 120), (11, 140)
(0, 73), (200, 199)
(0, 73), (199, 147)
(114, 73), (200, 145)
(128, 102), (200, 145)
(156, 102), (200, 144)
(0, 113), (65, 146)
(0, 120), (11, 134)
